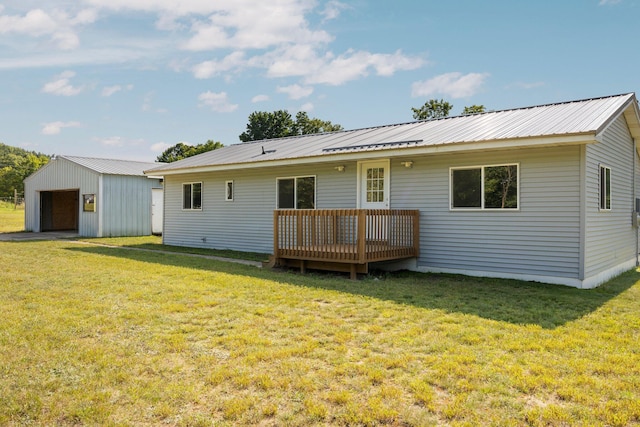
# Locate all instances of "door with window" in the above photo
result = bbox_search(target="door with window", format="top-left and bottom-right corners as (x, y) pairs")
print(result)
(359, 160), (390, 209)
(359, 160), (390, 241)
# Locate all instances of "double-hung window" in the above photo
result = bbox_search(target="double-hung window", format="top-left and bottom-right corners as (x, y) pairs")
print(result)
(277, 176), (315, 209)
(183, 182), (202, 210)
(599, 165), (611, 211)
(450, 164), (519, 210)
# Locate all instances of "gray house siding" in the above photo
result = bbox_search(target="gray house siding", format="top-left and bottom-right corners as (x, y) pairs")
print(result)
(164, 147), (583, 283)
(583, 115), (638, 285)
(24, 158), (100, 236)
(162, 163), (356, 253)
(391, 147), (582, 282)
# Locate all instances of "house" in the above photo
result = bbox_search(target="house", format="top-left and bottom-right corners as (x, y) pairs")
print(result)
(25, 155), (164, 237)
(146, 93), (640, 288)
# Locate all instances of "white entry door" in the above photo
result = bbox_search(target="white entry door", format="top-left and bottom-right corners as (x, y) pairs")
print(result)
(359, 160), (390, 209)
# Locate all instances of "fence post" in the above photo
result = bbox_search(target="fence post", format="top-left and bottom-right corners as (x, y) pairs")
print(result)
(14, 189), (18, 210)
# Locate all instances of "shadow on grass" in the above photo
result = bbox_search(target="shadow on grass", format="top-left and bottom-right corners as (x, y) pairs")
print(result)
(64, 244), (639, 329)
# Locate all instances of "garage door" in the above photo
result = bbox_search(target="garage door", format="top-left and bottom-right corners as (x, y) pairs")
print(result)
(40, 190), (79, 231)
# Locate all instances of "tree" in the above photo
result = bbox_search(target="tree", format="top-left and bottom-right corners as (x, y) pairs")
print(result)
(291, 111), (343, 136)
(156, 140), (224, 163)
(239, 110), (343, 142)
(239, 110), (295, 142)
(0, 143), (50, 197)
(411, 99), (453, 120)
(462, 105), (486, 115)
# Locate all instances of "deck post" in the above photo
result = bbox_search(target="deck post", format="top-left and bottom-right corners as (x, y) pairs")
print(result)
(413, 210), (420, 257)
(357, 209), (367, 264)
(273, 210), (279, 263)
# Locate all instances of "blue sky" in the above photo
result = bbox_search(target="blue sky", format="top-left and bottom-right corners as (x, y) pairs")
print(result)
(1, 0), (638, 161)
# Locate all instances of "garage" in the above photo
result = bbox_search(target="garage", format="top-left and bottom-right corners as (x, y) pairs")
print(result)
(39, 189), (79, 232)
(24, 156), (163, 237)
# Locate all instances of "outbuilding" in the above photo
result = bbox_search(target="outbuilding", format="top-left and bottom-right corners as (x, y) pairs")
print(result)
(25, 155), (164, 237)
(146, 93), (640, 288)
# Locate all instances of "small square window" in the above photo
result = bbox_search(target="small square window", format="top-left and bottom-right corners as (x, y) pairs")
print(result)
(83, 194), (96, 212)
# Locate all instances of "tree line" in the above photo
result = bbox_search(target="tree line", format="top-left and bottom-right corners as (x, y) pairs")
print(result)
(0, 143), (50, 198)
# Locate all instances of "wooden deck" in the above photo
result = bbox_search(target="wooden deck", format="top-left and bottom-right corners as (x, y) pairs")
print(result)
(272, 209), (419, 279)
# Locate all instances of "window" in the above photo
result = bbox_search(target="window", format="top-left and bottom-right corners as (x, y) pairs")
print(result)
(277, 176), (315, 209)
(225, 180), (234, 201)
(600, 165), (611, 210)
(83, 194), (96, 212)
(183, 182), (202, 210)
(451, 164), (518, 210)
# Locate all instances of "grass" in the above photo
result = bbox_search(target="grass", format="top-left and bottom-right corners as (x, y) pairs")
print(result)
(0, 200), (24, 232)
(1, 238), (640, 426)
(79, 235), (269, 262)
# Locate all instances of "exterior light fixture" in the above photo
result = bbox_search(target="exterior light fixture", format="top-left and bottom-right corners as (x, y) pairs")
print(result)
(401, 161), (413, 168)
(334, 165), (345, 172)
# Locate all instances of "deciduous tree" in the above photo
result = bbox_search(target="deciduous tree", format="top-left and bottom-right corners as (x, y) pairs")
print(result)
(156, 140), (224, 163)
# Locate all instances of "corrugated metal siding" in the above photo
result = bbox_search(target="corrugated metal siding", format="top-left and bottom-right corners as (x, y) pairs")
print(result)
(102, 175), (159, 237)
(584, 115), (636, 278)
(162, 163), (356, 253)
(24, 157), (100, 235)
(392, 147), (582, 279)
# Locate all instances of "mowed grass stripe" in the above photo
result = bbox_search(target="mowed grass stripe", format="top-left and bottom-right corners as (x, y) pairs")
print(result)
(1, 239), (639, 426)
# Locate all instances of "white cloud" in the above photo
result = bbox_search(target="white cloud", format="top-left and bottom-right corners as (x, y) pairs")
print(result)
(300, 102), (314, 112)
(252, 94), (269, 103)
(181, 2), (332, 51)
(0, 7), (97, 50)
(198, 91), (238, 112)
(598, 0), (621, 5)
(192, 51), (245, 79)
(150, 142), (173, 153)
(41, 121), (81, 135)
(411, 72), (489, 99)
(303, 49), (425, 86)
(97, 136), (124, 146)
(41, 70), (84, 96)
(320, 1), (349, 21)
(93, 136), (145, 147)
(277, 84), (313, 100)
(101, 84), (133, 96)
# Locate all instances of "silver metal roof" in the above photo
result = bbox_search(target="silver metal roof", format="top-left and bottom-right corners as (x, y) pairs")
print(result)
(60, 156), (163, 176)
(148, 93), (639, 174)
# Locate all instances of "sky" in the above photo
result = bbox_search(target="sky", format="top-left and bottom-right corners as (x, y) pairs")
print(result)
(1, 0), (638, 162)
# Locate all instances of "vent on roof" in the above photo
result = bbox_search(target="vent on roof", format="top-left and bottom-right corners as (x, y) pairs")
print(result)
(322, 139), (423, 153)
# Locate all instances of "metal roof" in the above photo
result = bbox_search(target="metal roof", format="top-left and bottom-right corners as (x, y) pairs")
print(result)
(60, 156), (164, 176)
(148, 93), (639, 174)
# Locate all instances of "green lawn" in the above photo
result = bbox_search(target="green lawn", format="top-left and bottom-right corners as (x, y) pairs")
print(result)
(0, 201), (24, 232)
(1, 238), (639, 426)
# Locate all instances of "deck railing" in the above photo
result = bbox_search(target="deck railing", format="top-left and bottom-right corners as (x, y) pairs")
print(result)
(273, 209), (420, 264)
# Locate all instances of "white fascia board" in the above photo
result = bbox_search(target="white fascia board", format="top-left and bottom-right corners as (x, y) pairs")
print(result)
(146, 134), (596, 176)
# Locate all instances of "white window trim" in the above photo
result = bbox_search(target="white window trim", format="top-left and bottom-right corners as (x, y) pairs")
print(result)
(449, 163), (520, 211)
(182, 182), (203, 211)
(225, 180), (234, 202)
(599, 164), (612, 212)
(275, 175), (317, 209)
